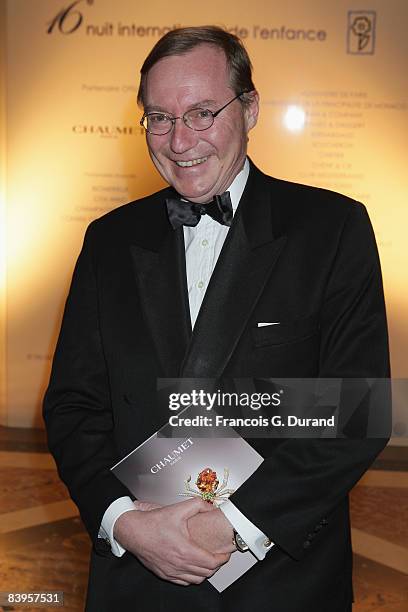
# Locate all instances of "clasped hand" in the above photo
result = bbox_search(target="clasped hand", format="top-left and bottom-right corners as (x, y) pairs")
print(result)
(113, 498), (235, 586)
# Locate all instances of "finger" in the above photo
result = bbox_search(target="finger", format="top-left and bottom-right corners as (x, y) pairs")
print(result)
(181, 564), (216, 578)
(190, 539), (231, 564)
(172, 573), (206, 585)
(195, 551), (230, 571)
(213, 552), (230, 566)
(219, 543), (236, 554)
(184, 545), (231, 571)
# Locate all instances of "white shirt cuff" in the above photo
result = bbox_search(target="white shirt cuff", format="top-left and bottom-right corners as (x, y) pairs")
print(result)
(219, 499), (274, 560)
(99, 496), (135, 557)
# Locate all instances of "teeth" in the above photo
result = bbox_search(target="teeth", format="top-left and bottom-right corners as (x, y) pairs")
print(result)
(176, 157), (208, 167)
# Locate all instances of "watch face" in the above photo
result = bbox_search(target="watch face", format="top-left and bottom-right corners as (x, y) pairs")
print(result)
(234, 531), (249, 552)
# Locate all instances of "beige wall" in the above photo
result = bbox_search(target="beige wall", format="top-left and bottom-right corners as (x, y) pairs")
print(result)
(0, 0), (7, 426)
(1, 0), (407, 427)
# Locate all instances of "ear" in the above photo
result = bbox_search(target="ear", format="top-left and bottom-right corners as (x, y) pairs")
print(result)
(244, 90), (259, 132)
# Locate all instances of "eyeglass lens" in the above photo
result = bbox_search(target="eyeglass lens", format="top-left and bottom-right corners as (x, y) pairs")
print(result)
(144, 108), (213, 135)
(141, 92), (247, 135)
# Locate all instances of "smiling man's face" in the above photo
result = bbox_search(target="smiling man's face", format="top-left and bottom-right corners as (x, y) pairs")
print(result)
(143, 44), (258, 203)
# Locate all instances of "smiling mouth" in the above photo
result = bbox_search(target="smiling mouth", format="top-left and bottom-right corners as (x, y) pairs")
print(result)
(175, 156), (208, 168)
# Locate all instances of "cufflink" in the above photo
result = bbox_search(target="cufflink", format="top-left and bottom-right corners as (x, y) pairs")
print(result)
(263, 538), (272, 548)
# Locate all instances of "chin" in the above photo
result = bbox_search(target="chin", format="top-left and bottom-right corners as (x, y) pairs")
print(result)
(177, 184), (214, 201)
(171, 176), (214, 200)
(165, 160), (218, 197)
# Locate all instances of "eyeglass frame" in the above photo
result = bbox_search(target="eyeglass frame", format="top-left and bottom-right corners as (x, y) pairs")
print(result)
(140, 91), (249, 135)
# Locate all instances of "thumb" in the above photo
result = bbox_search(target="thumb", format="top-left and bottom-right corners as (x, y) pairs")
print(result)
(177, 497), (214, 519)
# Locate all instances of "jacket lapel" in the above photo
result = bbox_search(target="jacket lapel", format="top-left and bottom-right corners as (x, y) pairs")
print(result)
(129, 163), (287, 379)
(181, 164), (287, 377)
(129, 198), (191, 377)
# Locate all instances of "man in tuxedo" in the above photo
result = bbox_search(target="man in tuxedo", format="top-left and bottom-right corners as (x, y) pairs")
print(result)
(43, 26), (390, 612)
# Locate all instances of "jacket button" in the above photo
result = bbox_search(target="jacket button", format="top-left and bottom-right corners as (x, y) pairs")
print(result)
(303, 541), (311, 549)
(321, 518), (328, 526)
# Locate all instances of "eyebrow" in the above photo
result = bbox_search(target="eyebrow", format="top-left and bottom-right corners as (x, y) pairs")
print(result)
(145, 99), (218, 114)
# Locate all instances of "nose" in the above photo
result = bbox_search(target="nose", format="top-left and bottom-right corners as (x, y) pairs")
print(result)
(169, 117), (198, 154)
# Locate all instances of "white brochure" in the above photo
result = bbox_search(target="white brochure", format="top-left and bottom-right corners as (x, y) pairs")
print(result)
(111, 408), (263, 591)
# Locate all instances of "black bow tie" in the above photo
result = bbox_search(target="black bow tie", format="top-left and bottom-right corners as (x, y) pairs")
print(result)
(165, 192), (233, 230)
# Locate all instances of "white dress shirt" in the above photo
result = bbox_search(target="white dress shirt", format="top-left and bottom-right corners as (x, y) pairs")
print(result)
(100, 158), (273, 560)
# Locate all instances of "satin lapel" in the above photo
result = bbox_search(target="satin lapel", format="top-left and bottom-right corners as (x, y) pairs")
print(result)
(181, 166), (287, 378)
(130, 227), (191, 377)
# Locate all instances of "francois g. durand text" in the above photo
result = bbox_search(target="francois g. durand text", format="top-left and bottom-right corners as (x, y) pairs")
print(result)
(168, 414), (336, 428)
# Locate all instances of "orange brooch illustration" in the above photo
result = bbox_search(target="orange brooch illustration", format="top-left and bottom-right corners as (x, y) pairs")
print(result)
(179, 467), (234, 505)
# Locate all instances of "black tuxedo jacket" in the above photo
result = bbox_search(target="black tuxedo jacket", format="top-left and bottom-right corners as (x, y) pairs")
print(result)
(44, 161), (390, 612)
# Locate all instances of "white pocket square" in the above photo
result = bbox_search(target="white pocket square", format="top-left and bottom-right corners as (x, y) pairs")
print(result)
(257, 322), (280, 327)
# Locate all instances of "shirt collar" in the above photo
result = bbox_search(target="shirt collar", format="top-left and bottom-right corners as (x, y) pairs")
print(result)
(227, 157), (249, 214)
(180, 157), (249, 215)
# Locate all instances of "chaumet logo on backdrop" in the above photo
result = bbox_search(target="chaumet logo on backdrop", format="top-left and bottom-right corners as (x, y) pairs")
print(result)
(47, 0), (94, 35)
(72, 125), (142, 137)
(347, 10), (376, 54)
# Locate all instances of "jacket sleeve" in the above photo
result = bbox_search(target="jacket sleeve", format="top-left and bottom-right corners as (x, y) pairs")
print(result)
(230, 202), (391, 560)
(43, 222), (132, 546)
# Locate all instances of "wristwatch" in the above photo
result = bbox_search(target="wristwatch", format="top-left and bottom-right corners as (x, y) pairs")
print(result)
(233, 529), (249, 552)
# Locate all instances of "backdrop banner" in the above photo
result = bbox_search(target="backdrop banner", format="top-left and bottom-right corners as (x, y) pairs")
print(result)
(2, 0), (407, 428)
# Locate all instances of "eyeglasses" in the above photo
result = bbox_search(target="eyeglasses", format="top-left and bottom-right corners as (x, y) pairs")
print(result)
(140, 92), (247, 135)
